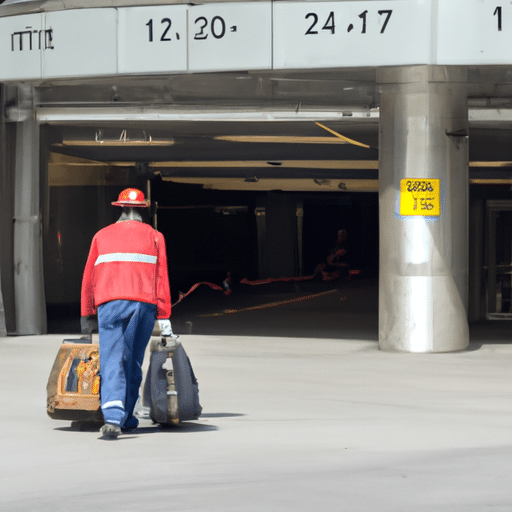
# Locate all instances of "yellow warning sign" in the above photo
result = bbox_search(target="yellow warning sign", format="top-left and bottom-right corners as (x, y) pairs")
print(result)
(399, 179), (440, 216)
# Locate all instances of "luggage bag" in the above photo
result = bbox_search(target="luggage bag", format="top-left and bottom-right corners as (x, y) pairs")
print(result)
(46, 331), (202, 425)
(46, 336), (103, 422)
(143, 334), (202, 425)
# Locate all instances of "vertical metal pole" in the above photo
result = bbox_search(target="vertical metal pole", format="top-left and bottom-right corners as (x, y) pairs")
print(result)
(255, 205), (266, 278)
(468, 200), (484, 322)
(13, 85), (46, 334)
(486, 205), (498, 317)
(378, 66), (469, 352)
(297, 200), (304, 276)
(0, 279), (5, 337)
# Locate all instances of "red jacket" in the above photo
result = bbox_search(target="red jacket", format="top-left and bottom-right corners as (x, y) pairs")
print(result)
(81, 220), (171, 319)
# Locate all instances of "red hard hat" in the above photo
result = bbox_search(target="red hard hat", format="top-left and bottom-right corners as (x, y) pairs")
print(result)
(112, 188), (149, 208)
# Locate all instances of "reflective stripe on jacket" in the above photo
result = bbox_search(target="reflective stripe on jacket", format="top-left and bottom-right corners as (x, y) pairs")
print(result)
(95, 253), (158, 265)
(81, 220), (171, 319)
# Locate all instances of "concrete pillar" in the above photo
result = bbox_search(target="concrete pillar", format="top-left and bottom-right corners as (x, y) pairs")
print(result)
(12, 85), (47, 334)
(256, 192), (299, 279)
(378, 66), (469, 352)
(1, 85), (16, 335)
(0, 86), (6, 336)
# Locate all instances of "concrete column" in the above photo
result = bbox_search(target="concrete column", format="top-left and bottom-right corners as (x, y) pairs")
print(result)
(0, 86), (6, 336)
(378, 66), (469, 352)
(254, 193), (299, 279)
(264, 192), (299, 278)
(1, 86), (17, 335)
(12, 85), (46, 334)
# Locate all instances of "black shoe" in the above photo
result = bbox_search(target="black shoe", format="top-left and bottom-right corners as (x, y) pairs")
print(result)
(100, 423), (121, 439)
(121, 416), (139, 431)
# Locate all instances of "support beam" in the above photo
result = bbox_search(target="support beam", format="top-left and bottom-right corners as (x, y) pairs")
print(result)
(256, 192), (299, 279)
(13, 85), (47, 334)
(0, 85), (6, 336)
(378, 66), (469, 352)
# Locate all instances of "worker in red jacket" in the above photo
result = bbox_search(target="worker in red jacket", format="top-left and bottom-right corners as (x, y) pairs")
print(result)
(81, 188), (172, 439)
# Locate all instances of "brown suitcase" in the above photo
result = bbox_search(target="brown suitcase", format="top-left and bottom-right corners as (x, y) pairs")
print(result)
(46, 336), (103, 422)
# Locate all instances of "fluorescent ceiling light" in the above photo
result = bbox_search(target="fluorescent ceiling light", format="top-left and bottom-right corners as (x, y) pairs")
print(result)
(213, 135), (350, 144)
(153, 160), (378, 169)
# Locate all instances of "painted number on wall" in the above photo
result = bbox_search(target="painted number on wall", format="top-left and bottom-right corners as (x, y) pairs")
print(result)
(146, 18), (178, 42)
(494, 6), (503, 30)
(400, 179), (440, 216)
(304, 9), (393, 35)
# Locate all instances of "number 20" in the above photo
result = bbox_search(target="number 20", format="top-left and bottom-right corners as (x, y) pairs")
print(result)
(194, 16), (227, 40)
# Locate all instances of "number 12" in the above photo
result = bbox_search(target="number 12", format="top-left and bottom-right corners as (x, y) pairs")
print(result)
(146, 18), (173, 42)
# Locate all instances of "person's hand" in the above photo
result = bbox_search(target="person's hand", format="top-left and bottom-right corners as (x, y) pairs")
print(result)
(158, 319), (173, 336)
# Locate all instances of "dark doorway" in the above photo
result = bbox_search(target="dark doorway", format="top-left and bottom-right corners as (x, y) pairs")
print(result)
(301, 193), (379, 278)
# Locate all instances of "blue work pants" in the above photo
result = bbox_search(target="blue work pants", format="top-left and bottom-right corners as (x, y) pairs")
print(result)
(97, 300), (156, 427)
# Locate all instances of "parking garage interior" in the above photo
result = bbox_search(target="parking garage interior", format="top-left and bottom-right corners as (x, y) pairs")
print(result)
(42, 121), (381, 334)
(4, 22), (512, 341)
(3, 79), (512, 336)
(36, 115), (512, 335)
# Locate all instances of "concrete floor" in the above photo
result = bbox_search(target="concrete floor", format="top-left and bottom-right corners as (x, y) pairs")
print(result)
(2, 279), (512, 511)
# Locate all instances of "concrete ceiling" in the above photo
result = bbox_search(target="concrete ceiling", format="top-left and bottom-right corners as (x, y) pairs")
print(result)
(30, 66), (512, 190)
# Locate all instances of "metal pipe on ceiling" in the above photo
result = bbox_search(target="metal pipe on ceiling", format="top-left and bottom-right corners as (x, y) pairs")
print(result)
(34, 106), (512, 125)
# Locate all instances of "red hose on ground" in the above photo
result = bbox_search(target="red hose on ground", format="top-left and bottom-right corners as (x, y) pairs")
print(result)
(172, 270), (360, 306)
(172, 281), (231, 306)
